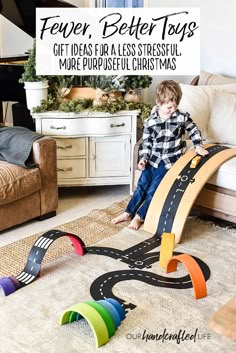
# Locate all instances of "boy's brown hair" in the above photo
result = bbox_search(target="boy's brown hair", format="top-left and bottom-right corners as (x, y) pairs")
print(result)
(156, 80), (182, 105)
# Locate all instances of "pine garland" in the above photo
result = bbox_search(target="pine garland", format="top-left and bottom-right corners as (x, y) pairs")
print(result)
(33, 96), (152, 123)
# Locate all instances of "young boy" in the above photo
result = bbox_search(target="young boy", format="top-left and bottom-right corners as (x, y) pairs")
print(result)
(112, 80), (209, 230)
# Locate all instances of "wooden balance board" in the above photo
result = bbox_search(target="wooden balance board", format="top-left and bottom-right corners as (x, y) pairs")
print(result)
(143, 144), (236, 243)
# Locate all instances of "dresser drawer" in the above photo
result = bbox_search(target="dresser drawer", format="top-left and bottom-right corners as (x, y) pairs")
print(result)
(41, 119), (80, 136)
(40, 116), (131, 136)
(57, 159), (86, 179)
(56, 138), (87, 157)
(87, 116), (132, 134)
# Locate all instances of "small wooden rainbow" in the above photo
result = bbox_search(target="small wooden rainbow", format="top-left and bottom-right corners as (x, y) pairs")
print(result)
(60, 298), (126, 347)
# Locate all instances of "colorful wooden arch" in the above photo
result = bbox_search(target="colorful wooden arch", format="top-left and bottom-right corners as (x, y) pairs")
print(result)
(60, 302), (110, 347)
(85, 301), (116, 338)
(60, 298), (125, 347)
(97, 300), (121, 327)
(166, 254), (207, 299)
(159, 233), (175, 269)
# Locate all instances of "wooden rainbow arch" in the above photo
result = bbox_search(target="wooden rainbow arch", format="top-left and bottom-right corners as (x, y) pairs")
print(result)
(166, 254), (207, 299)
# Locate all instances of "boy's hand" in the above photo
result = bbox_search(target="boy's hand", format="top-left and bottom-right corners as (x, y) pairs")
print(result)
(195, 145), (209, 157)
(138, 158), (147, 170)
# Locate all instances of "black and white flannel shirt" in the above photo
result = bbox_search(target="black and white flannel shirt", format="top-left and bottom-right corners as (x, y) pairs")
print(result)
(139, 106), (203, 170)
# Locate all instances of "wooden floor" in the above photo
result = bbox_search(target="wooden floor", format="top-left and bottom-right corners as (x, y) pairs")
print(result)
(209, 296), (236, 341)
(191, 212), (236, 341)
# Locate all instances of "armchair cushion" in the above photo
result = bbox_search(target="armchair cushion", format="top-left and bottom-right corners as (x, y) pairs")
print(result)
(0, 135), (57, 232)
(0, 161), (40, 206)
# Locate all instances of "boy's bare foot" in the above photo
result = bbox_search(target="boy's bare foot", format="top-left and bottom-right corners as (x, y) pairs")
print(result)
(111, 212), (131, 224)
(128, 214), (143, 230)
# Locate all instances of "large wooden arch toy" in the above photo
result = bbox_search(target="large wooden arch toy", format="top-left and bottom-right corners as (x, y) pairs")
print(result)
(144, 144), (236, 243)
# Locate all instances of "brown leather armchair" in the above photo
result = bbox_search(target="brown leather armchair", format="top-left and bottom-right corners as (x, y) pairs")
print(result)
(0, 136), (58, 232)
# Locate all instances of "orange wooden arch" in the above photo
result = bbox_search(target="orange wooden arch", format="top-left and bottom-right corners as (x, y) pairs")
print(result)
(166, 254), (207, 299)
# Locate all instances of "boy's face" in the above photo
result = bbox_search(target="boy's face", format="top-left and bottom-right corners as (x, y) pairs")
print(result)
(157, 101), (178, 119)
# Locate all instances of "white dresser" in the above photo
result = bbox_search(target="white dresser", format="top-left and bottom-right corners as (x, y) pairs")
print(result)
(33, 110), (139, 192)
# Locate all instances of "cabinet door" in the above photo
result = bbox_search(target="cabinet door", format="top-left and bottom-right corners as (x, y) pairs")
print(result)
(89, 135), (131, 177)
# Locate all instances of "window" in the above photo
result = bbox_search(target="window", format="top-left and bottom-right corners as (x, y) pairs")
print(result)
(96, 0), (144, 7)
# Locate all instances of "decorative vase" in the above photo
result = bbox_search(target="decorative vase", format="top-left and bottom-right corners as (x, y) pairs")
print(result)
(24, 81), (49, 112)
(66, 87), (96, 100)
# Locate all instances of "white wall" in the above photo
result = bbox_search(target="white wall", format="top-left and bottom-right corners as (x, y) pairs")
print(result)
(197, 0), (236, 77)
(143, 0), (236, 103)
(148, 0), (236, 77)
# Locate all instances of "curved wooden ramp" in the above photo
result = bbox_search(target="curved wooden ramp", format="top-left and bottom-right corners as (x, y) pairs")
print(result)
(144, 145), (236, 243)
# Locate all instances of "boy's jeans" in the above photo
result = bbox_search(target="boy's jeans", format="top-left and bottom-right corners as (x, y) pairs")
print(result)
(126, 161), (167, 220)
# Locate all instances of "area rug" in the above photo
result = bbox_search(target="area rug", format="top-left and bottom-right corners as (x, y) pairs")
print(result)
(0, 198), (130, 277)
(0, 200), (235, 353)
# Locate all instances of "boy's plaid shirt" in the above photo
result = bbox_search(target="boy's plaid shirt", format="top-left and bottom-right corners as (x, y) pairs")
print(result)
(139, 106), (203, 169)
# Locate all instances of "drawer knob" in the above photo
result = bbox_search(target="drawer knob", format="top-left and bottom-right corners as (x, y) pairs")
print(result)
(57, 144), (72, 150)
(50, 125), (66, 130)
(90, 154), (96, 160)
(110, 123), (125, 128)
(57, 167), (73, 172)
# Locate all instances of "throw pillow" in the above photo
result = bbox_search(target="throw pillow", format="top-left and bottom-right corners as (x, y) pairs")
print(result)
(198, 70), (236, 85)
(207, 92), (236, 145)
(179, 83), (236, 140)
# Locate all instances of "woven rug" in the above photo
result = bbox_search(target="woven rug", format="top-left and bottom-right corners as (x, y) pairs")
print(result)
(0, 199), (236, 353)
(0, 198), (130, 277)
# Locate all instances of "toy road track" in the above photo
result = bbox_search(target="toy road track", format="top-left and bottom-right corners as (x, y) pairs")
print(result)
(144, 144), (236, 243)
(0, 230), (85, 296)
